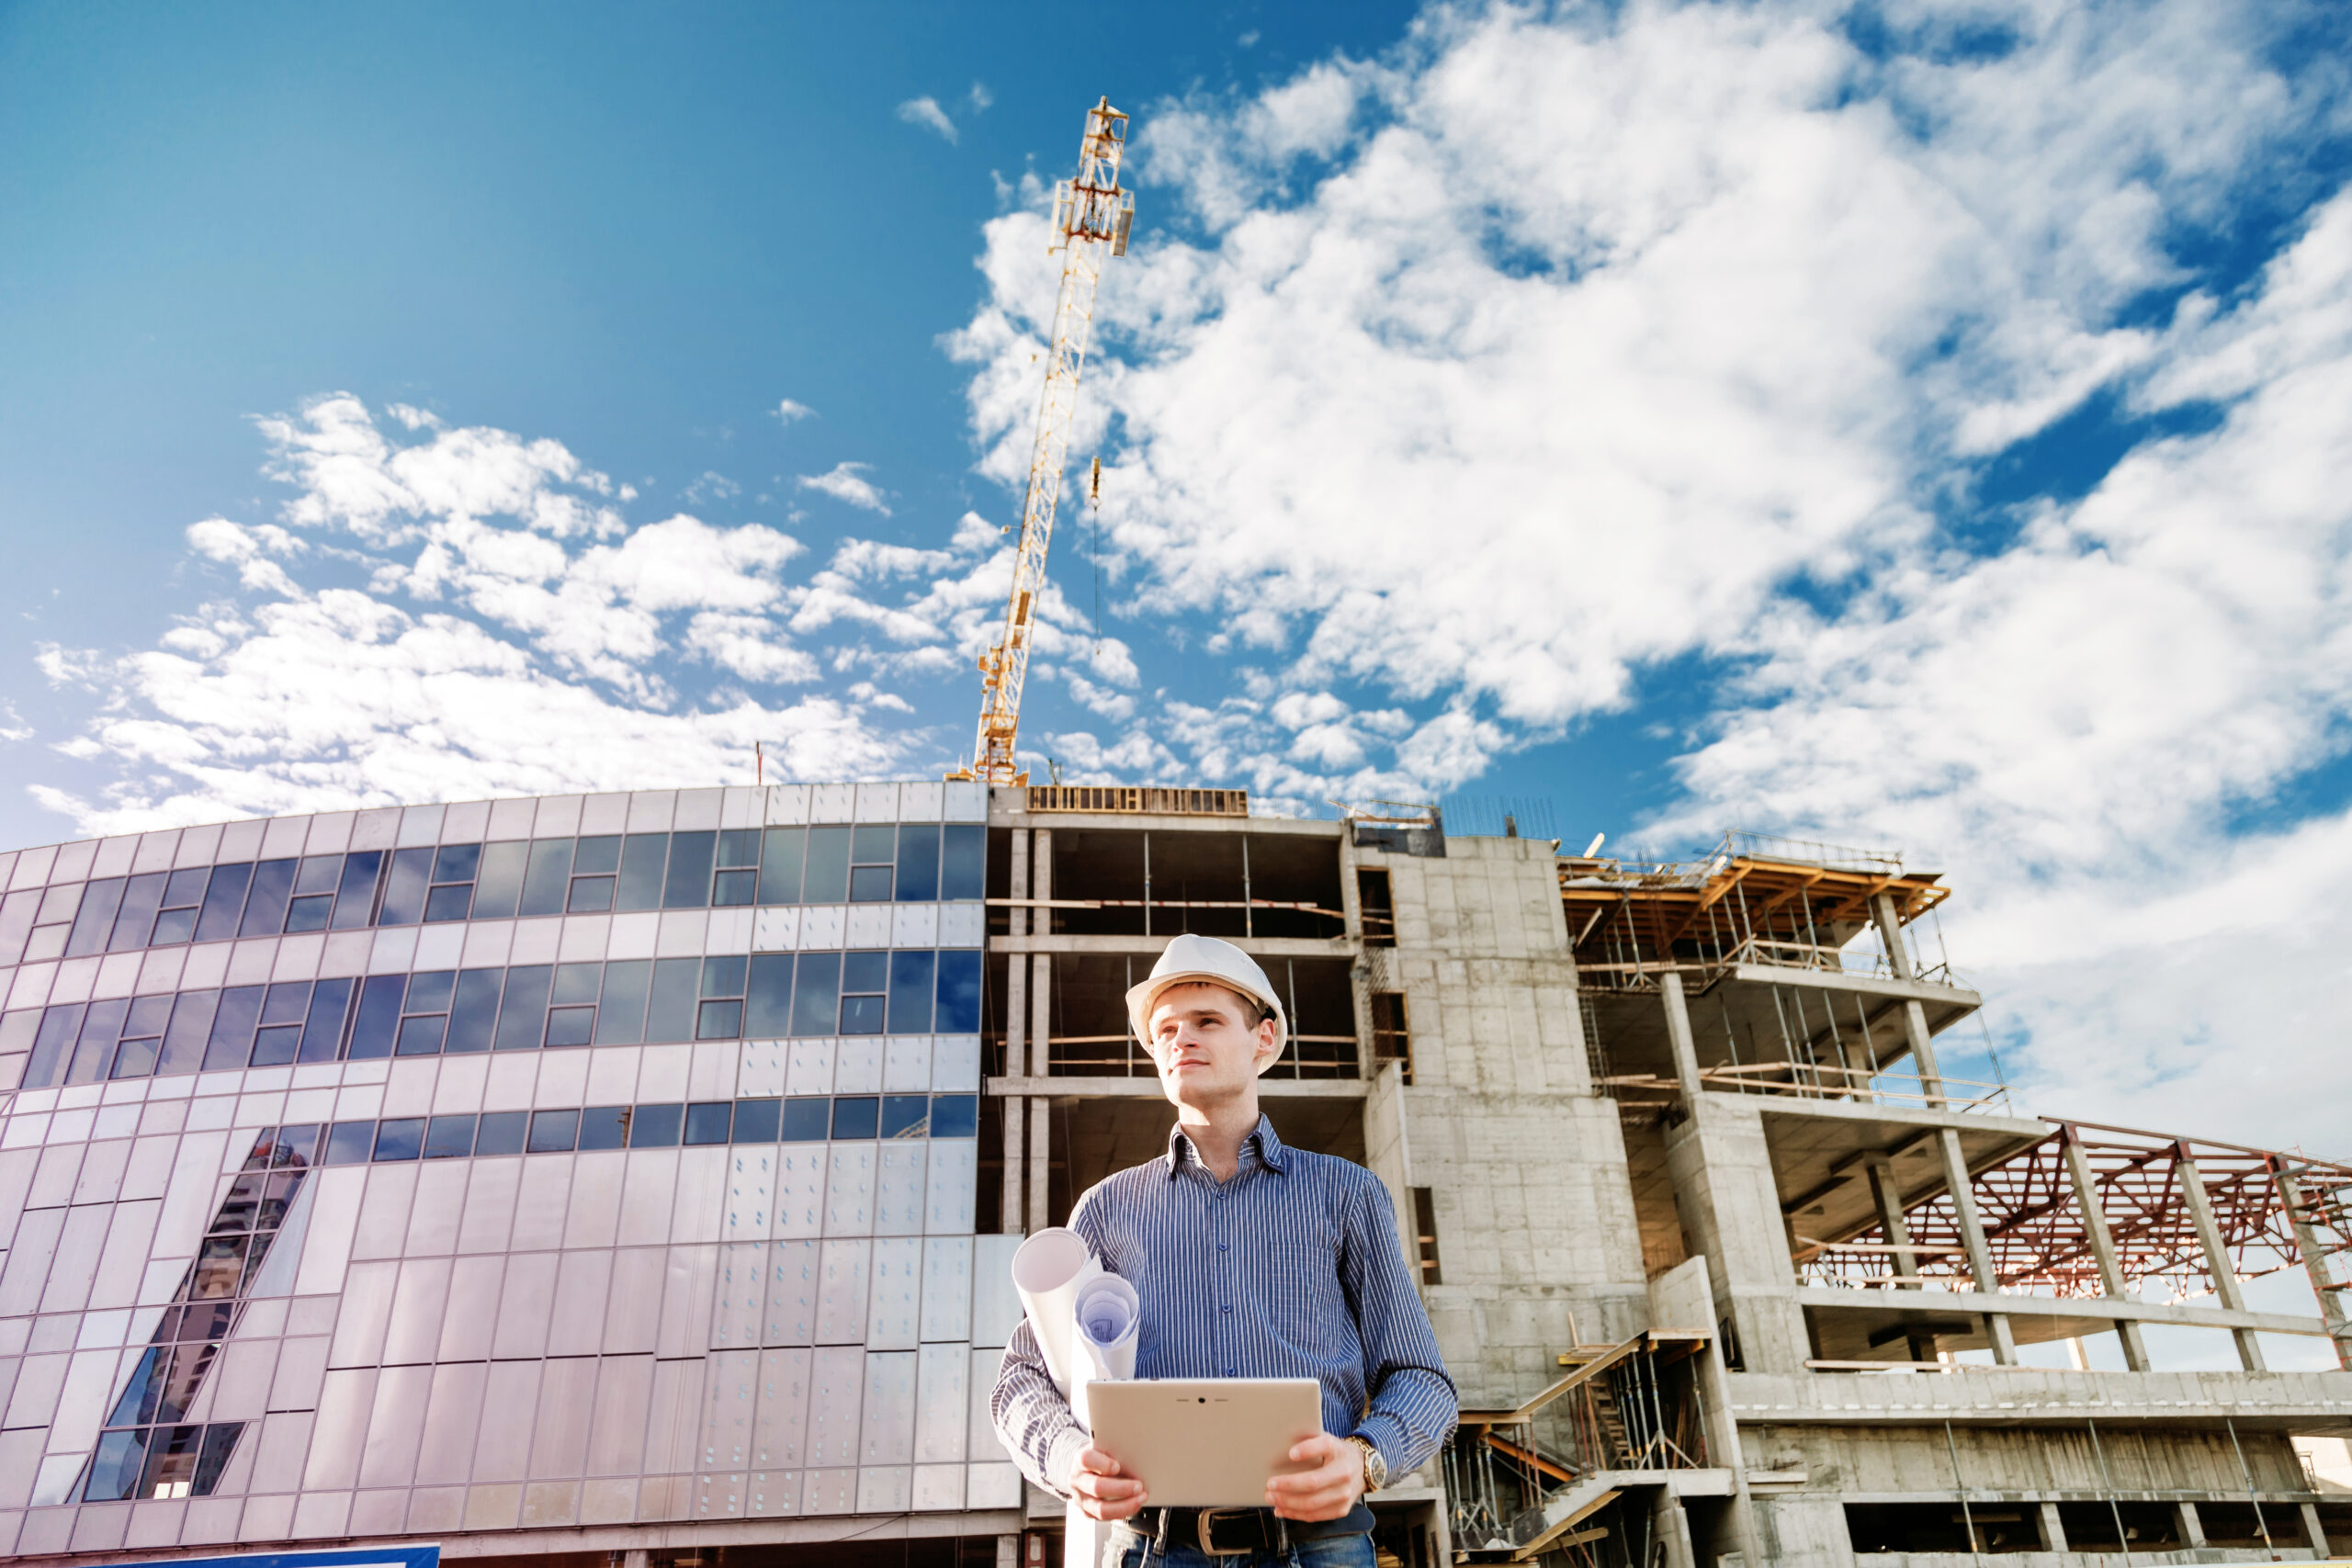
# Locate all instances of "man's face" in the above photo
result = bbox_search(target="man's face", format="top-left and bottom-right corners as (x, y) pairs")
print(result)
(1146, 981), (1278, 1111)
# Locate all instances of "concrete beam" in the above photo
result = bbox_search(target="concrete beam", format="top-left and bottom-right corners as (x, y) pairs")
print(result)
(991, 932), (1363, 958)
(2177, 1148), (2267, 1371)
(987, 1075), (1371, 1100)
(989, 805), (1341, 837)
(1792, 1284), (2331, 1337)
(2062, 1131), (2152, 1371)
(1726, 964), (1983, 1012)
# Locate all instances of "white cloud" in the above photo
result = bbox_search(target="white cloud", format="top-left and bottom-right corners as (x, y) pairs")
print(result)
(795, 461), (892, 514)
(897, 96), (957, 143)
(774, 398), (817, 424)
(34, 399), (913, 834)
(932, 1), (2352, 1142)
(967, 82), (993, 114)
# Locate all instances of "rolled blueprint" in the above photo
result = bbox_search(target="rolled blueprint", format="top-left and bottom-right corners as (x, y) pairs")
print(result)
(1012, 1228), (1134, 1568)
(1011, 1226), (1100, 1395)
(1074, 1270), (1139, 1386)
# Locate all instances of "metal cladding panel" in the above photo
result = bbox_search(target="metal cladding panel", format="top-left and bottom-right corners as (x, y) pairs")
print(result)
(0, 787), (1000, 1538)
(764, 1239), (819, 1345)
(814, 1238), (871, 1344)
(866, 1237), (922, 1350)
(874, 1142), (926, 1237)
(753, 1347), (812, 1468)
(804, 1345), (865, 1470)
(913, 1342), (968, 1463)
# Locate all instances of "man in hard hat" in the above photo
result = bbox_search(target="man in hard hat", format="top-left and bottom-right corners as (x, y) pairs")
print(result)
(991, 932), (1457, 1564)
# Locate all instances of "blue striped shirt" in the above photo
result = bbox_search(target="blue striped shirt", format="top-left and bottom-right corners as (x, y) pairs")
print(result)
(990, 1116), (1457, 1496)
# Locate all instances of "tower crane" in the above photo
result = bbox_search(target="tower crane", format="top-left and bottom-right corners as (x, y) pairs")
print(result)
(950, 97), (1134, 786)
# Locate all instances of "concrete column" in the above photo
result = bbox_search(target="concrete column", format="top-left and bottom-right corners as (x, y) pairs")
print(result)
(624, 1551), (650, 1568)
(1660, 971), (1707, 1105)
(1029, 1097), (1052, 1233)
(1863, 1153), (1922, 1291)
(1006, 827), (1030, 1077)
(2175, 1500), (2208, 1548)
(1653, 1489), (1697, 1568)
(2037, 1502), (2068, 1552)
(2177, 1146), (2267, 1371)
(1030, 832), (1053, 1078)
(1938, 1128), (2016, 1362)
(2301, 1499), (2332, 1556)
(2062, 1129), (2153, 1371)
(1871, 894), (1945, 1097)
(1871, 893), (1914, 979)
(996, 1533), (1019, 1568)
(2277, 1167), (2352, 1370)
(1663, 1099), (1812, 1373)
(1001, 1095), (1024, 1235)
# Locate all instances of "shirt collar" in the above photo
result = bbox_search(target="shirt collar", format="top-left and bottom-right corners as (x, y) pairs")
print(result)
(1164, 1115), (1289, 1178)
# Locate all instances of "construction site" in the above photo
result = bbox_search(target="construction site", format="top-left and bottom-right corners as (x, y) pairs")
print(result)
(4, 93), (2351, 1568)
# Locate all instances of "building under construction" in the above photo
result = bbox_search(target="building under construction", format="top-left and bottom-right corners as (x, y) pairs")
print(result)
(1, 782), (2350, 1567)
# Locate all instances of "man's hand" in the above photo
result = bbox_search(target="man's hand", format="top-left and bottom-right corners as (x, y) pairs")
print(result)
(1067, 1445), (1148, 1522)
(1264, 1431), (1363, 1522)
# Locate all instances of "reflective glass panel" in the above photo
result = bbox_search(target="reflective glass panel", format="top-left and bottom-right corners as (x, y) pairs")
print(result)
(789, 953), (840, 1038)
(322, 1121), (375, 1164)
(831, 1096), (879, 1140)
(880, 1094), (930, 1139)
(942, 824), (986, 900)
(683, 1101), (732, 1145)
(300, 976), (355, 1063)
(528, 1109), (580, 1152)
(888, 950), (935, 1034)
(202, 987), (265, 1072)
(848, 864), (893, 903)
(929, 1094), (979, 1137)
(330, 850), (384, 929)
(424, 1115), (477, 1158)
(628, 1102), (683, 1147)
(840, 995), (885, 1034)
(424, 883), (473, 922)
(545, 1006), (594, 1046)
(473, 1110), (527, 1156)
(294, 854), (344, 895)
(616, 832), (668, 910)
(109, 873), (168, 951)
(552, 963), (602, 1005)
(67, 877), (127, 956)
(518, 838), (574, 917)
(471, 840), (528, 919)
(592, 959), (650, 1044)
(663, 830), (716, 908)
(851, 824), (897, 863)
(577, 1105), (628, 1150)
(782, 1098), (830, 1142)
(378, 847), (433, 925)
(374, 1118), (425, 1160)
(745, 953), (793, 1037)
(894, 824), (940, 903)
(494, 964), (552, 1050)
(732, 1098), (781, 1142)
(936, 949), (983, 1033)
(802, 827), (851, 903)
(695, 999), (742, 1040)
(572, 834), (622, 874)
(239, 859), (297, 938)
(647, 957), (700, 1043)
(445, 968), (503, 1054)
(567, 875), (615, 913)
(432, 843), (481, 883)
(757, 827), (805, 905)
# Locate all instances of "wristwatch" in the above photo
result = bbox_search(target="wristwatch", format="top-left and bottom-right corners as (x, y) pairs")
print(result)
(1346, 1435), (1388, 1495)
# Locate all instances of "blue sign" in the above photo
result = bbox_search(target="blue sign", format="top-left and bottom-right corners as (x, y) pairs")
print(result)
(104, 1551), (438, 1568)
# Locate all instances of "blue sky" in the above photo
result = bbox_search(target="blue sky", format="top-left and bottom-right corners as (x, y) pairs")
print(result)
(6, 0), (2352, 1147)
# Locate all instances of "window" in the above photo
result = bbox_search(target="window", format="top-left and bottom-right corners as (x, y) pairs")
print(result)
(281, 855), (343, 932)
(518, 838), (574, 917)
(758, 827), (806, 904)
(832, 1095), (880, 1139)
(894, 824), (940, 902)
(1411, 1187), (1442, 1286)
(789, 952), (842, 1037)
(107, 995), (175, 1079)
(422, 1114), (477, 1158)
(492, 965), (553, 1051)
(108, 872), (171, 949)
(936, 949), (983, 1034)
(394, 971), (458, 1055)
(714, 829), (761, 906)
(1372, 991), (1412, 1083)
(881, 1093), (930, 1138)
(527, 1109), (581, 1152)
(617, 833), (669, 910)
(469, 841), (529, 919)
(802, 826), (851, 902)
(331, 852), (384, 929)
(848, 825), (897, 903)
(731, 1098), (782, 1142)
(66, 876), (129, 956)
(684, 1100), (733, 1145)
(841, 949), (888, 1033)
(568, 834), (621, 912)
(593, 959), (652, 1044)
(472, 1111), (527, 1156)
(888, 950), (934, 1033)
(746, 953), (793, 1037)
(546, 963), (603, 1045)
(247, 982), (313, 1066)
(664, 830), (718, 909)
(943, 824), (986, 900)
(697, 955), (747, 1040)
(1358, 869), (1396, 947)
(423, 844), (480, 922)
(376, 849), (434, 926)
(148, 868), (210, 945)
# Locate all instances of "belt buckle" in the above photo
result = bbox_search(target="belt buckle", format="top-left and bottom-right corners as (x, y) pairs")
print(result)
(1195, 1506), (1261, 1557)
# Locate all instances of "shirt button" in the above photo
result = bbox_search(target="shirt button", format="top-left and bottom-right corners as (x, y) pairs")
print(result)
(1222, 1304), (1233, 1313)
(1226, 1367), (1237, 1375)
(1217, 1243), (1227, 1252)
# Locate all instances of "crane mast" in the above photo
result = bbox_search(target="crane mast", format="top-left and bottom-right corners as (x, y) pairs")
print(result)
(952, 97), (1134, 786)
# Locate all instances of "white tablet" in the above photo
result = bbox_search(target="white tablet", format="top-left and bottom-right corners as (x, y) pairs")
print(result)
(1084, 1378), (1324, 1507)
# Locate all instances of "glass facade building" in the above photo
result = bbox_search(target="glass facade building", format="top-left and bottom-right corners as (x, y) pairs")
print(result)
(0, 783), (1023, 1560)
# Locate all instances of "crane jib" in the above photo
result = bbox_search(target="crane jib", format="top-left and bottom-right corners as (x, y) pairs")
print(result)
(948, 97), (1135, 787)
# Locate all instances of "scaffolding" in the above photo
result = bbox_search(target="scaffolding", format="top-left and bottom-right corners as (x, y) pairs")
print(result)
(1562, 833), (1949, 996)
(1794, 1120), (2352, 1331)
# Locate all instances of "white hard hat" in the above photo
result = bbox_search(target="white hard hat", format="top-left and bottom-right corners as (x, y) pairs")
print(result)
(1125, 932), (1288, 1074)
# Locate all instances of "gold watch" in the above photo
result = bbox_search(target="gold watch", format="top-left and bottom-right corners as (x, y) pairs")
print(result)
(1346, 1435), (1388, 1494)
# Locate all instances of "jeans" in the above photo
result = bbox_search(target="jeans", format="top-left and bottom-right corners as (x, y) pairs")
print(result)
(1105, 1526), (1375, 1568)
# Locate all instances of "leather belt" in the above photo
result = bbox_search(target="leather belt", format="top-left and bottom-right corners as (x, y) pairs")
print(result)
(1118, 1503), (1375, 1557)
